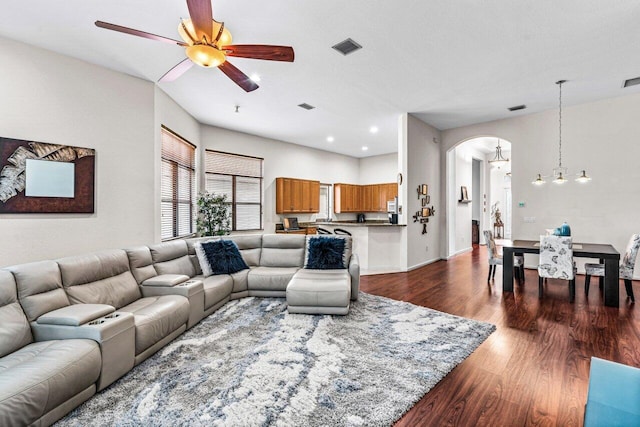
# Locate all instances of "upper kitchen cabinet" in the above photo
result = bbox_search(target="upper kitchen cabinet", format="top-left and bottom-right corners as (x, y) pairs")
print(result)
(334, 183), (397, 213)
(276, 177), (320, 213)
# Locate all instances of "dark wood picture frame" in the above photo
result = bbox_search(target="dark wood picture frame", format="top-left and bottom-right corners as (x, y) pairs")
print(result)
(0, 136), (95, 214)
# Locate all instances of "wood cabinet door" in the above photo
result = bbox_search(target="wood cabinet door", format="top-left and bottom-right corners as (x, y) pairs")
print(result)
(309, 181), (320, 212)
(276, 178), (295, 213)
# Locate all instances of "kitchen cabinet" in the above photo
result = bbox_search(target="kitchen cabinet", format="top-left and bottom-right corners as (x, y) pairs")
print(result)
(334, 182), (397, 213)
(276, 177), (320, 213)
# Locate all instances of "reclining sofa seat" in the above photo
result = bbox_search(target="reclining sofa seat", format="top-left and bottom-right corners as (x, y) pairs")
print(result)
(55, 249), (190, 365)
(185, 234), (263, 300)
(144, 240), (233, 318)
(0, 268), (101, 427)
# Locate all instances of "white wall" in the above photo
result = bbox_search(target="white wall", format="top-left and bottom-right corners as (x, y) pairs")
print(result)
(359, 153), (397, 184)
(0, 37), (156, 266)
(405, 115), (441, 270)
(200, 125), (361, 232)
(442, 92), (640, 276)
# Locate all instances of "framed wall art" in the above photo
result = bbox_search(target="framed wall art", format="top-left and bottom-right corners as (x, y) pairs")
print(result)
(0, 136), (95, 213)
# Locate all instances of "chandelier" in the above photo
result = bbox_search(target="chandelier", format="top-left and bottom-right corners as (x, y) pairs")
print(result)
(488, 138), (509, 168)
(532, 80), (591, 185)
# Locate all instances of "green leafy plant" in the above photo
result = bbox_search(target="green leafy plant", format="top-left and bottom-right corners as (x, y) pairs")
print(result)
(196, 192), (231, 236)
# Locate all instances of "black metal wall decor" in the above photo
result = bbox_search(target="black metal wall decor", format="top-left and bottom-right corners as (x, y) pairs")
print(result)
(413, 183), (435, 234)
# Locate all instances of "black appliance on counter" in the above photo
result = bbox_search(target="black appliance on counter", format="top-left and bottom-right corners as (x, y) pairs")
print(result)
(357, 213), (366, 223)
(388, 213), (398, 224)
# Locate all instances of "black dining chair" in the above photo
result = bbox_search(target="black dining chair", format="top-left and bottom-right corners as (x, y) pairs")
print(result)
(333, 228), (352, 236)
(317, 227), (332, 235)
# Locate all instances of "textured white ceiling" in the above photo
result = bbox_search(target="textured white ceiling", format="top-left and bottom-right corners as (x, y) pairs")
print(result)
(1, 0), (640, 158)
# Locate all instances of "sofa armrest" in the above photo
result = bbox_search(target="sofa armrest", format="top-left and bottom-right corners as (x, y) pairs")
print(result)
(140, 279), (205, 329)
(36, 304), (115, 326)
(31, 311), (136, 391)
(140, 279), (203, 298)
(348, 253), (360, 301)
(142, 274), (190, 287)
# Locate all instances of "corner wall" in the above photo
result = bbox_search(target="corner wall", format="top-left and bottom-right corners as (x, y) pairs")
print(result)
(403, 114), (442, 270)
(199, 125), (361, 232)
(0, 37), (156, 266)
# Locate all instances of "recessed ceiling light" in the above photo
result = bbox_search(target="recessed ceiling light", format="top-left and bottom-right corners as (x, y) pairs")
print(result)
(362, 146), (368, 151)
(369, 126), (378, 134)
(250, 73), (261, 82)
(327, 136), (334, 143)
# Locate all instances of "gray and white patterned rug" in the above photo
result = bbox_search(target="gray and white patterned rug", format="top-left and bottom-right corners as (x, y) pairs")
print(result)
(57, 293), (495, 427)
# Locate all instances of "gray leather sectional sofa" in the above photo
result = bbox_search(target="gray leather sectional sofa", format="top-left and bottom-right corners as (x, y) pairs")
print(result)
(0, 234), (359, 426)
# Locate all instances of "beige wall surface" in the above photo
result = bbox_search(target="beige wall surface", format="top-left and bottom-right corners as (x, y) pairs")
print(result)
(0, 37), (156, 267)
(405, 115), (442, 270)
(200, 125), (361, 233)
(442, 92), (640, 276)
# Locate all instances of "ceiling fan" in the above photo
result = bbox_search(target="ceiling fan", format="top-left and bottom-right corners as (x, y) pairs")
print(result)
(95, 0), (294, 92)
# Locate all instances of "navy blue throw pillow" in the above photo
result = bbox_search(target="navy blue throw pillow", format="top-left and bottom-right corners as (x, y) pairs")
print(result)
(201, 240), (249, 275)
(305, 236), (346, 270)
(223, 240), (249, 274)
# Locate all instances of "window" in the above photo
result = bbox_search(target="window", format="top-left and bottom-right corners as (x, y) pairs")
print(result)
(161, 127), (196, 240)
(205, 150), (263, 231)
(319, 183), (331, 220)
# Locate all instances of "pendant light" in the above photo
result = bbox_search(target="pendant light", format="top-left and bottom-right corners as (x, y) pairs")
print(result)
(532, 80), (591, 185)
(488, 138), (509, 168)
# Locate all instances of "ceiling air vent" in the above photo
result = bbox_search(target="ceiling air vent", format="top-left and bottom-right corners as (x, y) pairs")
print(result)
(508, 104), (527, 112)
(332, 38), (362, 56)
(298, 103), (315, 110)
(623, 77), (640, 88)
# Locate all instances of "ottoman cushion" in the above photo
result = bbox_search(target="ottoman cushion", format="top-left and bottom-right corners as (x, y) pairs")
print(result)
(286, 270), (351, 314)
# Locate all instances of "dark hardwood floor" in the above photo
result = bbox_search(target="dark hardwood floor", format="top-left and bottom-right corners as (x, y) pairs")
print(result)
(360, 244), (639, 427)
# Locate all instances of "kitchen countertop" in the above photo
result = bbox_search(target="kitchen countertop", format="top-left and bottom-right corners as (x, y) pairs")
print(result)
(303, 221), (405, 227)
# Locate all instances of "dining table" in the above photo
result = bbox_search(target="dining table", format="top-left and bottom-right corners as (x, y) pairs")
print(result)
(502, 239), (621, 307)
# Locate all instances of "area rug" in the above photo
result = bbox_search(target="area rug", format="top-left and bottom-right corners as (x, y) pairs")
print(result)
(57, 293), (495, 427)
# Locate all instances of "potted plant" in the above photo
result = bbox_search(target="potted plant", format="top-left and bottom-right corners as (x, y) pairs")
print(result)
(196, 192), (231, 236)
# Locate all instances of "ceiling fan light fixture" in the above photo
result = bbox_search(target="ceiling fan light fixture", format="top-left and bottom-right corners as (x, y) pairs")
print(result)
(186, 44), (225, 67)
(178, 19), (232, 46)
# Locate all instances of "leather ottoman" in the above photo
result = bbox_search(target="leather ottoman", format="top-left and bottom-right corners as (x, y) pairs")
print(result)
(286, 269), (351, 315)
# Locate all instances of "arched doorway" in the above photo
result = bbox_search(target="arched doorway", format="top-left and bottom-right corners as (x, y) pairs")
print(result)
(445, 136), (513, 258)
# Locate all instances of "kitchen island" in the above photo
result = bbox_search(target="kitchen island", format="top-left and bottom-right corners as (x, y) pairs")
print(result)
(307, 221), (405, 275)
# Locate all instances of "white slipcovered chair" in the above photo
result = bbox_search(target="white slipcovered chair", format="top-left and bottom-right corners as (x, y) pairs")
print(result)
(538, 235), (576, 302)
(584, 233), (639, 303)
(483, 230), (525, 282)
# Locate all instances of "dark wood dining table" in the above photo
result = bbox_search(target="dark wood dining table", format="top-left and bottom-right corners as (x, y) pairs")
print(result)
(502, 239), (620, 307)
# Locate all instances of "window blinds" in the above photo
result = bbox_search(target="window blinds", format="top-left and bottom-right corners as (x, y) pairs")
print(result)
(205, 150), (263, 231)
(161, 128), (195, 240)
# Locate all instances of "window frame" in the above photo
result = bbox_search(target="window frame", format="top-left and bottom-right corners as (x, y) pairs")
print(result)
(205, 149), (264, 232)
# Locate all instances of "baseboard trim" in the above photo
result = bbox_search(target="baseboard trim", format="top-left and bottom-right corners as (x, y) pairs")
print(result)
(408, 257), (442, 272)
(446, 247), (472, 260)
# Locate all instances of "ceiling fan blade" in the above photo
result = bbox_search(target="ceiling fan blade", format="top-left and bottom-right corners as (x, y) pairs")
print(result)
(95, 21), (186, 46)
(218, 61), (259, 92)
(159, 58), (194, 82)
(225, 45), (295, 62)
(186, 0), (213, 41)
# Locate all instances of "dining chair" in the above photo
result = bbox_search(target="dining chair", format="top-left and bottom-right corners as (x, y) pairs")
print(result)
(538, 235), (576, 302)
(584, 233), (640, 302)
(483, 230), (525, 282)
